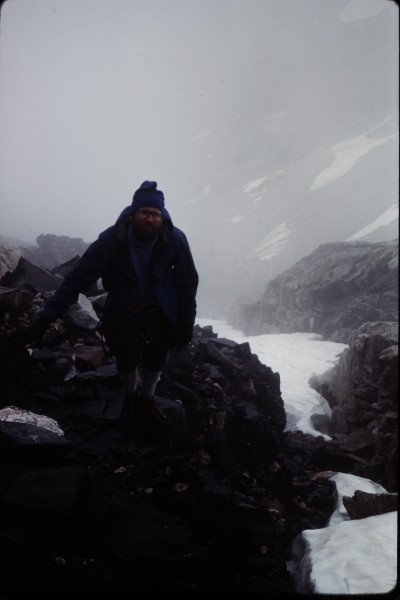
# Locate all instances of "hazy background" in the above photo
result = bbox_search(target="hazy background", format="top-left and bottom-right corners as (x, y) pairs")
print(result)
(0, 0), (398, 317)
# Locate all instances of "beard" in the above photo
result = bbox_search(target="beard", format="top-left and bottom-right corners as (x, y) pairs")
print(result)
(131, 218), (163, 242)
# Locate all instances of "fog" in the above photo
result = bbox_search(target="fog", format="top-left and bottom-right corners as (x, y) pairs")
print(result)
(0, 0), (398, 317)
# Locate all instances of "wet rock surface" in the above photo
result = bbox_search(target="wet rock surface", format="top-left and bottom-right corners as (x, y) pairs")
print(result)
(0, 266), (397, 596)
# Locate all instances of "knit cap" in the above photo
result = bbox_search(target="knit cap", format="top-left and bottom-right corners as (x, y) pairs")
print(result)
(131, 181), (165, 214)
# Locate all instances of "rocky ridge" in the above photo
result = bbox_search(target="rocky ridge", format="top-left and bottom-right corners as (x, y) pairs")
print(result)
(0, 250), (397, 595)
(230, 240), (398, 343)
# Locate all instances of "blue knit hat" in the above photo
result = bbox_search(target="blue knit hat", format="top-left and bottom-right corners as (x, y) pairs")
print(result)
(132, 181), (165, 214)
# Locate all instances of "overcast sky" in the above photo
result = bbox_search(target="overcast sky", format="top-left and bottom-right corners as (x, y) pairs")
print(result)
(0, 0), (397, 244)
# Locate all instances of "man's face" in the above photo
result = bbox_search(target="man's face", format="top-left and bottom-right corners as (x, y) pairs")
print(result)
(131, 207), (164, 241)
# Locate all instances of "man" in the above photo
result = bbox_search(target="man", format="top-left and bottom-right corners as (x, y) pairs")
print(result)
(27, 181), (199, 427)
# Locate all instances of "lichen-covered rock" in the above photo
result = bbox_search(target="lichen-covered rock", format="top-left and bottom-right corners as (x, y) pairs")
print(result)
(0, 405), (64, 436)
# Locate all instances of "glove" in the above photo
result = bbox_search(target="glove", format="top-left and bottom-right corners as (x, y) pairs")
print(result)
(174, 326), (193, 351)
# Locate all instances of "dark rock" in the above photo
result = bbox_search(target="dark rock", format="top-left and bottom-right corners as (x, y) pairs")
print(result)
(0, 286), (35, 317)
(0, 297), (396, 595)
(0, 256), (61, 292)
(2, 464), (88, 514)
(74, 345), (108, 369)
(200, 339), (242, 374)
(50, 254), (81, 277)
(313, 321), (398, 491)
(310, 413), (331, 435)
(193, 323), (217, 338)
(343, 490), (398, 519)
(0, 421), (71, 465)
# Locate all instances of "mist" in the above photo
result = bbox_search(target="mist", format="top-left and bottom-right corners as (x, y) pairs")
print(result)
(0, 0), (398, 318)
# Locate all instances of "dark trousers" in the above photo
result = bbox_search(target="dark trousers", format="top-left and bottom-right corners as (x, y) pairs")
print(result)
(116, 306), (173, 375)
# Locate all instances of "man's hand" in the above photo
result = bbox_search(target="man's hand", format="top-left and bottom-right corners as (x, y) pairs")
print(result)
(174, 326), (193, 351)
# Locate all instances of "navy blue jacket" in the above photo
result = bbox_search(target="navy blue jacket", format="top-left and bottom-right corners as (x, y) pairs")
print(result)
(41, 207), (199, 355)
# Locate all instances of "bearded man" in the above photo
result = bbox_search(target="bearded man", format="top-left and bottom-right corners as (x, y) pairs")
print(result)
(28, 181), (199, 428)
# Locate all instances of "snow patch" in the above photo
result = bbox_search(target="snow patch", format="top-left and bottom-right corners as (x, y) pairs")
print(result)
(346, 203), (399, 241)
(248, 221), (292, 261)
(310, 133), (397, 191)
(297, 512), (397, 594)
(243, 175), (269, 193)
(231, 214), (244, 224)
(243, 170), (285, 193)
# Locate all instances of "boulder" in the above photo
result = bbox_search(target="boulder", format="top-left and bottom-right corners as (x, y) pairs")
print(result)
(0, 406), (64, 436)
(0, 286), (35, 317)
(0, 256), (61, 292)
(0, 421), (71, 465)
(0, 244), (20, 279)
(67, 294), (100, 330)
(342, 490), (398, 520)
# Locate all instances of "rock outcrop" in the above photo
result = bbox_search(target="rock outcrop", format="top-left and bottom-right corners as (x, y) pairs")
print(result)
(310, 321), (398, 491)
(342, 490), (398, 520)
(20, 233), (90, 269)
(230, 240), (398, 343)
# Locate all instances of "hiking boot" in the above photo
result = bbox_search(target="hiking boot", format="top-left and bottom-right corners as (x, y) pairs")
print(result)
(142, 397), (169, 431)
(119, 393), (170, 441)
